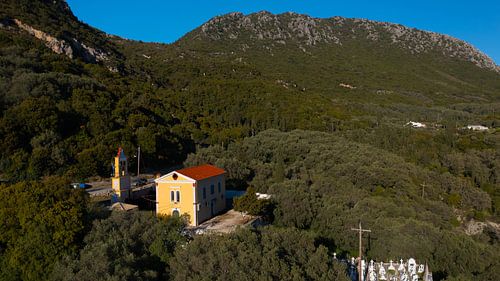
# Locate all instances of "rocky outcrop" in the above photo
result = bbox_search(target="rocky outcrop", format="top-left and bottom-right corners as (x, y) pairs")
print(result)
(199, 12), (340, 46)
(76, 40), (109, 63)
(197, 12), (499, 73)
(464, 219), (500, 237)
(11, 18), (109, 63)
(13, 18), (74, 58)
(378, 22), (500, 73)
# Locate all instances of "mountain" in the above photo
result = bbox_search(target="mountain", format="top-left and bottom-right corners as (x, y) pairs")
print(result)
(0, 0), (498, 185)
(185, 11), (499, 73)
(0, 1), (499, 281)
(172, 11), (500, 107)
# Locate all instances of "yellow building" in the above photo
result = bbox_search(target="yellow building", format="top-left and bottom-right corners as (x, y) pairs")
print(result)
(111, 147), (131, 202)
(155, 164), (226, 226)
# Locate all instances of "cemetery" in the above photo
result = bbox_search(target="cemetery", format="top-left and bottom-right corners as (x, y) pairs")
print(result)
(343, 258), (432, 281)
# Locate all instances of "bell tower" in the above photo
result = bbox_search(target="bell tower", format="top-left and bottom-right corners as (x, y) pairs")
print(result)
(111, 147), (131, 201)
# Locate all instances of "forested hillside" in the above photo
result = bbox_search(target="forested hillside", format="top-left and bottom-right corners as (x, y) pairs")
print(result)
(185, 129), (499, 280)
(0, 0), (498, 280)
(0, 0), (499, 181)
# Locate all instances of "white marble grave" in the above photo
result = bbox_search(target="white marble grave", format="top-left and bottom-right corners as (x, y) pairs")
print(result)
(349, 258), (432, 281)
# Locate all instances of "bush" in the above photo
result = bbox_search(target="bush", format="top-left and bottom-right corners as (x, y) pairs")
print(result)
(233, 186), (273, 216)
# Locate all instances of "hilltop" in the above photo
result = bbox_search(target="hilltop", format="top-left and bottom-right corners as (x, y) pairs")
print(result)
(187, 11), (499, 73)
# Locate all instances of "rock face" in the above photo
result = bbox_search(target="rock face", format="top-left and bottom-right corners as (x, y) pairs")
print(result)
(199, 12), (340, 45)
(11, 18), (109, 63)
(196, 11), (499, 73)
(77, 40), (109, 63)
(464, 219), (500, 236)
(13, 18), (74, 58)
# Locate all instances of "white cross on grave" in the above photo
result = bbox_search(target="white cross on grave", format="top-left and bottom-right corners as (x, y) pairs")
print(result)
(398, 259), (405, 272)
(388, 260), (395, 272)
(379, 262), (387, 280)
(368, 260), (377, 281)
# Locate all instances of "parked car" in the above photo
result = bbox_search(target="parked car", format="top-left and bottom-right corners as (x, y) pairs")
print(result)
(71, 183), (92, 189)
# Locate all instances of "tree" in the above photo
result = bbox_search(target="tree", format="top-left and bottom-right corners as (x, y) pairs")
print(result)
(184, 129), (499, 280)
(51, 211), (187, 281)
(170, 227), (350, 281)
(233, 187), (273, 216)
(0, 177), (88, 281)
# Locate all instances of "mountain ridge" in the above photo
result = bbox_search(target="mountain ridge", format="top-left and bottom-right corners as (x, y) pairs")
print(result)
(184, 11), (499, 73)
(2, 2), (498, 74)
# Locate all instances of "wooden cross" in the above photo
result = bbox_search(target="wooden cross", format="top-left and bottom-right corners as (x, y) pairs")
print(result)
(351, 221), (371, 281)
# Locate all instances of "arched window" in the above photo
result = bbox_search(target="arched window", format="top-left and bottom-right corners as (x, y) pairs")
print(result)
(176, 191), (181, 202)
(120, 160), (127, 176)
(172, 210), (180, 217)
(170, 191), (175, 202)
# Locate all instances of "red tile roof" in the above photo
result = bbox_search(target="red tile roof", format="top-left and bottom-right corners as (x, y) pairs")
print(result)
(176, 164), (226, 181)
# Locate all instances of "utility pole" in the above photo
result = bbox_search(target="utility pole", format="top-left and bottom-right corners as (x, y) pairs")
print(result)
(137, 146), (141, 177)
(421, 182), (426, 199)
(351, 221), (371, 281)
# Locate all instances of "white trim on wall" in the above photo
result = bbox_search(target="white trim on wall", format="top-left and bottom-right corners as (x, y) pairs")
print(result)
(156, 180), (195, 184)
(155, 182), (159, 215)
(192, 186), (197, 226)
(154, 171), (196, 183)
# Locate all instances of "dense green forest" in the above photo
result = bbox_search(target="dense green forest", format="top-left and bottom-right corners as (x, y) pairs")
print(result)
(0, 0), (499, 280)
(1, 0), (499, 182)
(186, 129), (499, 280)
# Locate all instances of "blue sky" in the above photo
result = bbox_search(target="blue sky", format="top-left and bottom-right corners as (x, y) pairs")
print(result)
(67, 0), (500, 64)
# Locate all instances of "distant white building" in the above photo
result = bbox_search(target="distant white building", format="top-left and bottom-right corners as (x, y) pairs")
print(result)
(256, 193), (272, 200)
(339, 83), (356, 89)
(466, 125), (489, 131)
(405, 121), (427, 128)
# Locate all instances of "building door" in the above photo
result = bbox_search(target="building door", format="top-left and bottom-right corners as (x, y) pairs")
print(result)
(172, 210), (180, 217)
